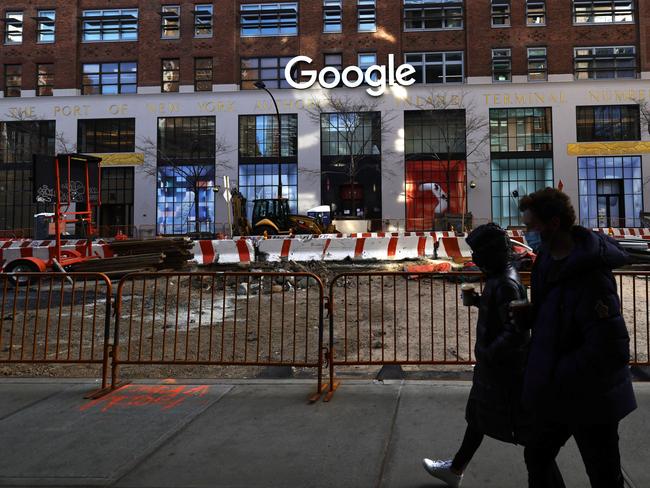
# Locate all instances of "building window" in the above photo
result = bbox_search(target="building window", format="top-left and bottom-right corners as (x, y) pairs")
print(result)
(492, 158), (554, 227)
(403, 0), (464, 30)
(240, 3), (298, 37)
(238, 114), (298, 218)
(4, 65), (21, 97)
(162, 59), (180, 93)
(194, 4), (213, 37)
(37, 64), (54, 96)
(490, 108), (553, 226)
(574, 46), (636, 80)
(491, 0), (511, 27)
(82, 62), (137, 95)
(526, 1), (546, 25)
(490, 108), (553, 154)
(82, 9), (138, 42)
(156, 117), (217, 235)
(99, 167), (134, 234)
(323, 53), (343, 85)
(194, 58), (213, 92)
(357, 0), (376, 32)
(527, 47), (547, 81)
(239, 114), (298, 159)
(404, 110), (468, 231)
(78, 118), (136, 153)
(321, 111), (382, 219)
(36, 10), (56, 43)
(161, 5), (181, 39)
(324, 1), (342, 33)
(240, 56), (298, 89)
(492, 48), (512, 82)
(576, 105), (640, 142)
(0, 121), (55, 232)
(4, 12), (23, 44)
(573, 1), (634, 24)
(405, 52), (464, 84)
(578, 156), (641, 228)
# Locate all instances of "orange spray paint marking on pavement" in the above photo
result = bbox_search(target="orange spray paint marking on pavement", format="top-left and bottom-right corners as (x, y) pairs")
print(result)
(79, 385), (211, 413)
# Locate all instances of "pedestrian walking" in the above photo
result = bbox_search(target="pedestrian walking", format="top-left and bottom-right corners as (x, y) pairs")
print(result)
(422, 223), (531, 487)
(519, 188), (637, 488)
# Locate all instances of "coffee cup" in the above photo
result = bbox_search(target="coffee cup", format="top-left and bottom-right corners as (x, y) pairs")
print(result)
(461, 283), (477, 307)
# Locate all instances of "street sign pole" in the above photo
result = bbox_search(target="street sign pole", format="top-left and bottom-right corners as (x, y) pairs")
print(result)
(223, 175), (233, 237)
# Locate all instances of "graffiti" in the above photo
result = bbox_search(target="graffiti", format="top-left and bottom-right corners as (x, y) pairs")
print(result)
(35, 185), (56, 203)
(79, 385), (211, 413)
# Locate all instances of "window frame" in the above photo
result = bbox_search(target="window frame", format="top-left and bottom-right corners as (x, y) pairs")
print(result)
(573, 0), (635, 25)
(240, 2), (299, 37)
(576, 105), (640, 142)
(36, 63), (54, 96)
(491, 0), (511, 27)
(161, 5), (181, 39)
(36, 10), (56, 43)
(404, 51), (465, 84)
(81, 62), (138, 96)
(527, 47), (548, 82)
(4, 11), (23, 44)
(526, 1), (546, 26)
(81, 8), (139, 42)
(193, 4), (213, 37)
(492, 48), (512, 82)
(161, 58), (181, 93)
(403, 0), (464, 31)
(77, 118), (136, 153)
(573, 45), (637, 80)
(240, 56), (299, 90)
(194, 57), (213, 92)
(357, 0), (377, 32)
(323, 0), (342, 33)
(4, 64), (22, 97)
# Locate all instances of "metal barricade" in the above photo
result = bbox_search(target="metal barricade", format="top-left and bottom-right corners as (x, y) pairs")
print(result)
(112, 272), (326, 398)
(326, 271), (484, 399)
(0, 272), (113, 388)
(614, 271), (650, 366)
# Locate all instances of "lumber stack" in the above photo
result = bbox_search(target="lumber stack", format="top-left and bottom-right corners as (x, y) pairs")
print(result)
(108, 238), (194, 270)
(67, 253), (163, 273)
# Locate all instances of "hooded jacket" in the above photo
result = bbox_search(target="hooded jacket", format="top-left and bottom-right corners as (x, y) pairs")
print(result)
(522, 226), (637, 425)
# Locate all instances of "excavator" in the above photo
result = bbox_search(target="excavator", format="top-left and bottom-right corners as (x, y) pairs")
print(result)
(231, 190), (336, 236)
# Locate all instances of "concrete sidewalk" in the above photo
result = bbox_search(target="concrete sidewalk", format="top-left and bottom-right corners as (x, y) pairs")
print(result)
(0, 378), (647, 488)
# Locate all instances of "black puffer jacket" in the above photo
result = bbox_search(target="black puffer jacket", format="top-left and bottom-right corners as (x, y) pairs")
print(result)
(467, 263), (530, 444)
(522, 226), (637, 425)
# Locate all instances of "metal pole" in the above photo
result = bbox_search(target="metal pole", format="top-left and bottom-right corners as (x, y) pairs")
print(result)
(262, 86), (282, 199)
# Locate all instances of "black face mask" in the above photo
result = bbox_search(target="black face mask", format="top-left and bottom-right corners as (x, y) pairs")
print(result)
(471, 245), (509, 274)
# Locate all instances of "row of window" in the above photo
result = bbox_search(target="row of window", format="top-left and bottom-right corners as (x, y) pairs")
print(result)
(1, 1), (636, 45)
(1, 45), (639, 97)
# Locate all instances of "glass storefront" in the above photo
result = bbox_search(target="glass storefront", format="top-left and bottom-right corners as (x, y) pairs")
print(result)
(578, 156), (642, 228)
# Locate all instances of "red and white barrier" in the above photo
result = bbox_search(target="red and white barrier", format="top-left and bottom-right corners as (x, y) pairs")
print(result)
(192, 239), (254, 265)
(0, 243), (112, 269)
(593, 228), (650, 237)
(436, 237), (473, 261)
(257, 236), (435, 262)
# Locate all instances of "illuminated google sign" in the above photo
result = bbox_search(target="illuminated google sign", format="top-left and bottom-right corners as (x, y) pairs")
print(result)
(285, 54), (416, 97)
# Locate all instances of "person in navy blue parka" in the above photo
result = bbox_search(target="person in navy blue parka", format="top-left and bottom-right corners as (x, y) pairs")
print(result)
(519, 188), (637, 488)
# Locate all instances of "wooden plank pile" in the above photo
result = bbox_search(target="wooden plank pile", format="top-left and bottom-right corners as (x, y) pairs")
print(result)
(68, 238), (194, 274)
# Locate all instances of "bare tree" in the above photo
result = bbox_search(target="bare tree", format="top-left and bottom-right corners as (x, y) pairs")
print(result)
(138, 135), (234, 235)
(2, 109), (75, 154)
(306, 92), (398, 220)
(406, 91), (489, 231)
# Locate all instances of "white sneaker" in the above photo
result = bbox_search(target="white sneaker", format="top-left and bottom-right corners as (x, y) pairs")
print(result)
(422, 458), (463, 488)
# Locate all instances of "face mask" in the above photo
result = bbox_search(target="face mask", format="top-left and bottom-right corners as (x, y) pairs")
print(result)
(525, 231), (542, 252)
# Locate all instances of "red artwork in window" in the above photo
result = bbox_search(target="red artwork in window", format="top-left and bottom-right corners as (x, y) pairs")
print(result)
(405, 160), (466, 231)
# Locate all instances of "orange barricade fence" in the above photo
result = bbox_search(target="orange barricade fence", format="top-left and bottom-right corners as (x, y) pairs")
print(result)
(614, 271), (650, 367)
(0, 273), (112, 389)
(111, 272), (326, 399)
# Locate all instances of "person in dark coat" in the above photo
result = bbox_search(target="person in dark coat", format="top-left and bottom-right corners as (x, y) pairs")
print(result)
(519, 188), (637, 488)
(423, 223), (530, 487)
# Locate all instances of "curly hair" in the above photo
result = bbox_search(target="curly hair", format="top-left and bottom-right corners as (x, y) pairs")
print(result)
(518, 187), (576, 230)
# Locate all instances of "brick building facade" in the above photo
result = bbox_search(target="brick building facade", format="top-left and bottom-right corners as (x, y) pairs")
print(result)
(1, 1), (650, 235)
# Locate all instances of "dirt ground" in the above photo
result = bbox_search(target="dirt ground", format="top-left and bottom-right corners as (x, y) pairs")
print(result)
(1, 261), (648, 383)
